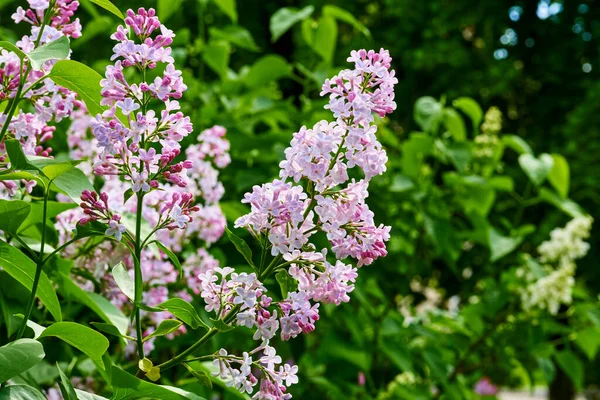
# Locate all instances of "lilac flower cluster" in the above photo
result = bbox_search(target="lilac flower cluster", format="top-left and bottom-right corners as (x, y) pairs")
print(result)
(90, 8), (192, 195)
(198, 49), (397, 399)
(0, 0), (83, 197)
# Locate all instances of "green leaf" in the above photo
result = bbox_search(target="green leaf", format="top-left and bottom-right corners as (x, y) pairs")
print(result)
(539, 188), (585, 218)
(0, 240), (62, 322)
(158, 298), (207, 330)
(0, 171), (39, 182)
(0, 200), (31, 235)
(73, 220), (109, 240)
(56, 363), (77, 400)
(443, 108), (466, 141)
(49, 60), (105, 116)
(59, 273), (129, 335)
(322, 5), (370, 38)
(142, 319), (182, 342)
(488, 227), (523, 262)
(547, 153), (570, 197)
(157, 0), (183, 22)
(275, 270), (297, 298)
(414, 97), (442, 133)
(518, 153), (554, 186)
(380, 340), (414, 372)
(209, 26), (259, 52)
(210, 318), (235, 333)
(554, 350), (584, 390)
(245, 55), (291, 88)
(39, 322), (109, 369)
(202, 41), (230, 79)
(453, 97), (483, 128)
(0, 41), (27, 60)
(5, 140), (40, 172)
(270, 6), (314, 42)
(74, 389), (109, 400)
(0, 384), (46, 400)
(153, 241), (183, 279)
(112, 262), (134, 301)
(401, 133), (434, 178)
(90, 322), (133, 340)
(213, 0), (237, 23)
(28, 36), (70, 70)
(111, 366), (207, 400)
(502, 134), (533, 155)
(225, 228), (255, 268)
(13, 315), (46, 339)
(86, 0), (123, 19)
(0, 339), (45, 383)
(423, 214), (460, 262)
(575, 327), (600, 360)
(50, 164), (95, 203)
(312, 16), (337, 63)
(183, 363), (213, 388)
(536, 357), (555, 384)
(389, 175), (415, 193)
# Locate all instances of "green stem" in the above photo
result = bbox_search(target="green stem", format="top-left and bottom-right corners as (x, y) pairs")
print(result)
(133, 192), (145, 360)
(0, 61), (25, 144)
(15, 188), (49, 339)
(157, 305), (241, 371)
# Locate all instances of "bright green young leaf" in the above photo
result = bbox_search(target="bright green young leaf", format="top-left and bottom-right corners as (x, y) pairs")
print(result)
(112, 262), (134, 301)
(86, 0), (123, 19)
(547, 153), (570, 197)
(322, 5), (370, 38)
(225, 228), (255, 269)
(554, 350), (584, 390)
(209, 26), (259, 52)
(502, 134), (533, 155)
(213, 0), (237, 23)
(0, 41), (27, 60)
(270, 6), (314, 42)
(28, 36), (70, 70)
(59, 273), (129, 335)
(56, 363), (77, 400)
(39, 322), (109, 368)
(0, 339), (45, 383)
(0, 200), (31, 235)
(142, 319), (182, 342)
(245, 55), (291, 88)
(111, 367), (207, 400)
(518, 153), (554, 186)
(0, 384), (46, 400)
(202, 41), (230, 79)
(0, 241), (62, 322)
(49, 60), (105, 116)
(158, 298), (207, 330)
(414, 96), (443, 133)
(401, 133), (434, 178)
(0, 171), (39, 182)
(443, 108), (467, 141)
(453, 97), (483, 128)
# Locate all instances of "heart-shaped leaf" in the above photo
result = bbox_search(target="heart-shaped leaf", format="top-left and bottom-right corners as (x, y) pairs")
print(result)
(518, 153), (554, 186)
(0, 339), (45, 382)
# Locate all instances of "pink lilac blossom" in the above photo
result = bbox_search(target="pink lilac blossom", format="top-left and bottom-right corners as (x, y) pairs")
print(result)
(207, 49), (397, 399)
(0, 0), (83, 199)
